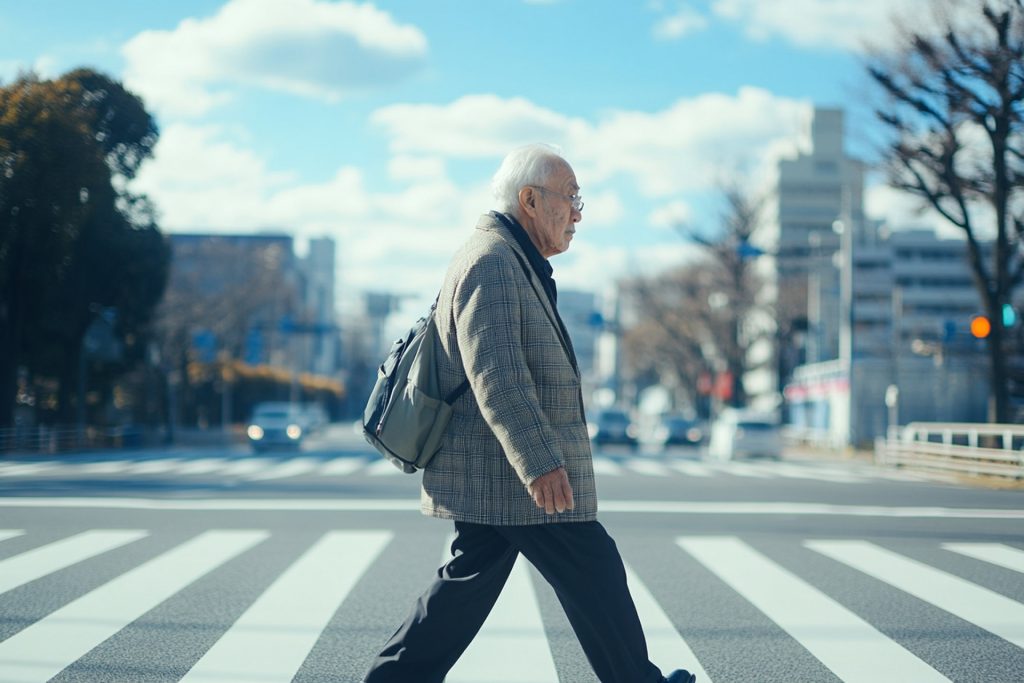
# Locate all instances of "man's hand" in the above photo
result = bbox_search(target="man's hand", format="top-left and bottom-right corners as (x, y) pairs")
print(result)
(528, 467), (575, 515)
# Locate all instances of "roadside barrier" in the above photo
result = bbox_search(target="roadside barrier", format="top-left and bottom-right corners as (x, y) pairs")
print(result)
(875, 422), (1024, 479)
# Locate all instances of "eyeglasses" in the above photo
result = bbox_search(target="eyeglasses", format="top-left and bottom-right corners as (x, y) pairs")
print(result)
(529, 185), (584, 212)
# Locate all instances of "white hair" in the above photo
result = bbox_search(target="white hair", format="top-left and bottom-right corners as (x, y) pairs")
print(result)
(490, 143), (568, 215)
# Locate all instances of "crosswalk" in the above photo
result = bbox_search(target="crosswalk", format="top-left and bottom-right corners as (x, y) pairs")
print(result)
(1, 527), (1021, 682)
(0, 453), (930, 484)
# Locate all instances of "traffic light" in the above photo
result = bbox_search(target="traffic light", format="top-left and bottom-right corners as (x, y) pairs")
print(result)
(1003, 303), (1017, 328)
(970, 315), (991, 339)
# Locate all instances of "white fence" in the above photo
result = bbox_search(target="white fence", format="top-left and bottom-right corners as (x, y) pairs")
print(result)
(875, 422), (1024, 479)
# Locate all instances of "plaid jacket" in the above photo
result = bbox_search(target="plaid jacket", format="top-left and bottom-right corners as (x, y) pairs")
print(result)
(421, 212), (598, 525)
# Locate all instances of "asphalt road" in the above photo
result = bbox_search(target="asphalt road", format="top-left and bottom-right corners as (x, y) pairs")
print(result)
(0, 425), (1022, 683)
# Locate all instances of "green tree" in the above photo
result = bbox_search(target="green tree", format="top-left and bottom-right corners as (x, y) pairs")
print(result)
(0, 69), (166, 427)
(868, 0), (1024, 422)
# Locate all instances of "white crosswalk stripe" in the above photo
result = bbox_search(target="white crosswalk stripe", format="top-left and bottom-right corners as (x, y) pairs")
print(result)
(0, 528), (1021, 681)
(624, 562), (712, 682)
(180, 531), (392, 683)
(807, 540), (1024, 649)
(447, 554), (560, 682)
(942, 542), (1024, 574)
(0, 530), (268, 683)
(0, 529), (147, 596)
(0, 453), (934, 484)
(678, 536), (948, 682)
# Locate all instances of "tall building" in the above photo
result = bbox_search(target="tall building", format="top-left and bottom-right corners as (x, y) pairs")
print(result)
(772, 108), (866, 369)
(165, 233), (339, 377)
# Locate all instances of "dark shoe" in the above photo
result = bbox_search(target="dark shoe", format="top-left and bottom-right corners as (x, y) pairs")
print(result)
(666, 670), (696, 683)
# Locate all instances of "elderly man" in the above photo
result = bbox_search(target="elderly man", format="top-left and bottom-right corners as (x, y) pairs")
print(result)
(362, 144), (696, 683)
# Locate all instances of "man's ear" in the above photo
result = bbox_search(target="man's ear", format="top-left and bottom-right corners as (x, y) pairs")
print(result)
(518, 186), (538, 218)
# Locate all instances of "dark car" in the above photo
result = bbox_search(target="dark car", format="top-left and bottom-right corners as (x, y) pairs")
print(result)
(587, 409), (639, 449)
(652, 415), (706, 448)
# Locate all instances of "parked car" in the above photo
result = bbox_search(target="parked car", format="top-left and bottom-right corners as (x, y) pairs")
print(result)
(246, 402), (306, 451)
(707, 409), (782, 460)
(651, 414), (706, 448)
(588, 409), (639, 450)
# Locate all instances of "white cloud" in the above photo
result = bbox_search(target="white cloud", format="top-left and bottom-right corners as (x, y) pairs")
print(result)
(134, 89), (813, 303)
(122, 0), (427, 118)
(372, 94), (575, 157)
(711, 0), (928, 52)
(653, 7), (709, 41)
(649, 200), (693, 230)
(574, 87), (810, 198)
(372, 88), (810, 200)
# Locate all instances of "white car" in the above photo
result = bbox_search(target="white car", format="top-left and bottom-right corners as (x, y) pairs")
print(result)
(707, 409), (783, 460)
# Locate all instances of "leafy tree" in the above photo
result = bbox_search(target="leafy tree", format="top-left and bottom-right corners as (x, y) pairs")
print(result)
(868, 0), (1024, 422)
(0, 69), (166, 427)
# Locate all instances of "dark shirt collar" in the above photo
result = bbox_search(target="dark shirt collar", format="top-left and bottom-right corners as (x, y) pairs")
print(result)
(495, 211), (554, 283)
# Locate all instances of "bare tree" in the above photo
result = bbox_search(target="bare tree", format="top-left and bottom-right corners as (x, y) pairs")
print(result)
(868, 0), (1024, 421)
(621, 182), (772, 412)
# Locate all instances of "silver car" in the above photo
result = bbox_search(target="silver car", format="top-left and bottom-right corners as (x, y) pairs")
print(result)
(246, 402), (306, 452)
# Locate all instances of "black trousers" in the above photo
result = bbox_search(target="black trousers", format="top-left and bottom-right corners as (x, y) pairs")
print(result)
(363, 520), (666, 683)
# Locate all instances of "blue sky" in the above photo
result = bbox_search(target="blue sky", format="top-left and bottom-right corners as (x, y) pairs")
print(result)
(1, 0), (930, 312)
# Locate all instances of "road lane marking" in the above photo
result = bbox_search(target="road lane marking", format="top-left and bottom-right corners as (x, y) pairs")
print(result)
(0, 498), (1022, 519)
(446, 554), (558, 682)
(0, 530), (148, 596)
(679, 536), (948, 683)
(624, 562), (711, 682)
(807, 540), (1024, 649)
(0, 462), (60, 477)
(0, 529), (24, 543)
(180, 531), (392, 683)
(0, 530), (268, 683)
(942, 543), (1024, 574)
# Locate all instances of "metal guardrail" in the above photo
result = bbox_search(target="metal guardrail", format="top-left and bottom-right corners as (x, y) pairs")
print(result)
(875, 422), (1024, 479)
(0, 425), (150, 455)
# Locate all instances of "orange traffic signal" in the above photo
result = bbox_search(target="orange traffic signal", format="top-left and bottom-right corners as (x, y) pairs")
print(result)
(970, 315), (991, 339)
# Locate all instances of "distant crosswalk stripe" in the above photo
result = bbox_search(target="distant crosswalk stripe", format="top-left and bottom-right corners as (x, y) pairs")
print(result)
(942, 542), (1024, 574)
(0, 530), (268, 683)
(246, 457), (321, 480)
(708, 462), (775, 479)
(0, 529), (148, 596)
(447, 555), (559, 682)
(0, 462), (58, 477)
(592, 456), (623, 475)
(679, 536), (948, 683)
(319, 457), (369, 476)
(0, 529), (24, 543)
(626, 460), (675, 477)
(76, 460), (134, 474)
(180, 531), (392, 683)
(769, 463), (863, 484)
(124, 458), (184, 475)
(668, 461), (712, 477)
(219, 458), (274, 476)
(624, 562), (711, 682)
(365, 459), (402, 476)
(808, 540), (1024, 649)
(175, 458), (230, 475)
